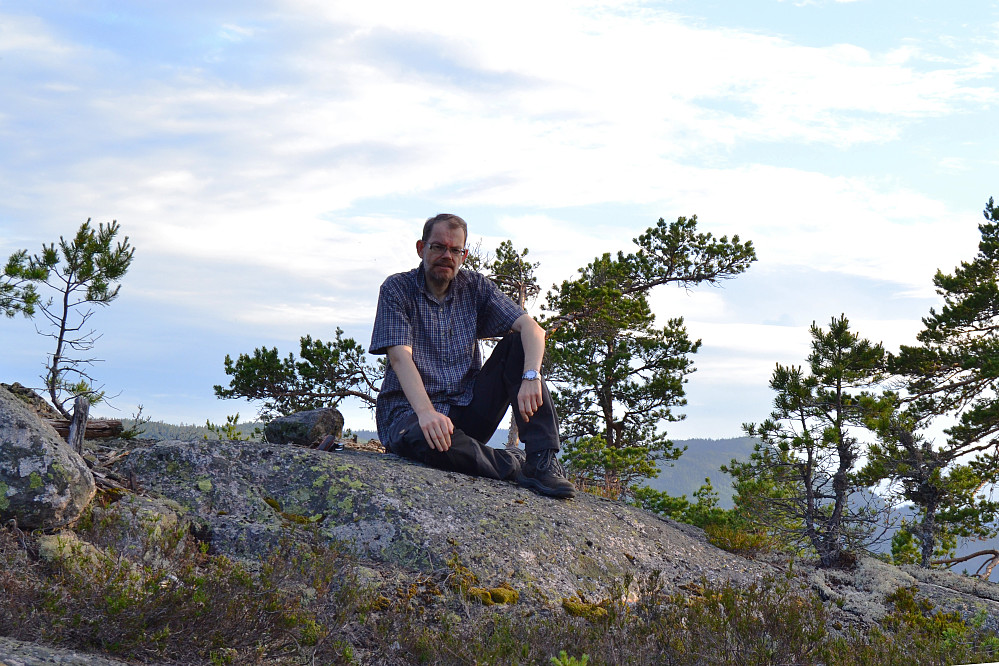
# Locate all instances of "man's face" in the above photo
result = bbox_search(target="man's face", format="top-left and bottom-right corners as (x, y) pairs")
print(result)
(417, 223), (467, 289)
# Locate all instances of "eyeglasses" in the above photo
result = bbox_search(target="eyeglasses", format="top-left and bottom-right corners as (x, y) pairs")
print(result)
(426, 242), (467, 259)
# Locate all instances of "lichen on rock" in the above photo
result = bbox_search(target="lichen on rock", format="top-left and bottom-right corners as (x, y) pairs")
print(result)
(0, 385), (95, 529)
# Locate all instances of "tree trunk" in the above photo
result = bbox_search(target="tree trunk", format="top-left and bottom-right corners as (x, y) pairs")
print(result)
(505, 414), (519, 448)
(920, 501), (938, 568)
(67, 396), (90, 455)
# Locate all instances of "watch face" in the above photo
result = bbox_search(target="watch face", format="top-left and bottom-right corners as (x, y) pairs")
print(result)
(523, 370), (540, 380)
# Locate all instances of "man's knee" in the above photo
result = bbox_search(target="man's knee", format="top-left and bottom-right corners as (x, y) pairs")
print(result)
(487, 332), (525, 368)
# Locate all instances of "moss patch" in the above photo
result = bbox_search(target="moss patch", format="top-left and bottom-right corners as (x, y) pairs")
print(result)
(467, 582), (520, 605)
(562, 598), (609, 621)
(29, 472), (44, 490)
(0, 482), (9, 511)
(196, 478), (213, 492)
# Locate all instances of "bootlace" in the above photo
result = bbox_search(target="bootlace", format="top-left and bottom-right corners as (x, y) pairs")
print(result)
(536, 449), (566, 475)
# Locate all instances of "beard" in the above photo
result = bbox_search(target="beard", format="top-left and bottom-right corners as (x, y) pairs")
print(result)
(425, 258), (456, 291)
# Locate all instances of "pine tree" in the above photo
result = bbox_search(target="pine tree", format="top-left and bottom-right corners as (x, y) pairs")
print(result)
(543, 216), (756, 498)
(864, 197), (999, 568)
(729, 316), (891, 567)
(28, 220), (134, 418)
(214, 328), (383, 421)
(1, 249), (48, 318)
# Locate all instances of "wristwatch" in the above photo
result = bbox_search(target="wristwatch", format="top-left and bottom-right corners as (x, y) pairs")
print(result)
(522, 370), (541, 381)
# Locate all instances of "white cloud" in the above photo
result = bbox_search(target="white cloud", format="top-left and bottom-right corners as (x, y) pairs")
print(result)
(219, 23), (256, 41)
(2, 1), (997, 429)
(0, 13), (72, 58)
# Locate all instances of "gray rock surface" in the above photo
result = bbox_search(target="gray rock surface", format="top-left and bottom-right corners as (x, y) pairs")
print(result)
(117, 438), (772, 602)
(4, 417), (999, 663)
(809, 554), (999, 634)
(0, 636), (132, 665)
(263, 407), (344, 446)
(0, 386), (95, 529)
(113, 438), (999, 630)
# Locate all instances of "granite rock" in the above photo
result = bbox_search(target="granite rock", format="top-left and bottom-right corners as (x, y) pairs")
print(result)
(0, 385), (95, 529)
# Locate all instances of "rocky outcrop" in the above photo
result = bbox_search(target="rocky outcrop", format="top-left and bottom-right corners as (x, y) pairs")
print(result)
(110, 438), (999, 631)
(0, 636), (134, 666)
(116, 438), (771, 603)
(105, 441), (999, 631)
(3, 396), (999, 662)
(0, 385), (95, 529)
(0, 382), (61, 420)
(263, 407), (344, 447)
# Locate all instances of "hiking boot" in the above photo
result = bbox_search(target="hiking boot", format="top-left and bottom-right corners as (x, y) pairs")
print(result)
(517, 449), (575, 499)
(506, 445), (526, 466)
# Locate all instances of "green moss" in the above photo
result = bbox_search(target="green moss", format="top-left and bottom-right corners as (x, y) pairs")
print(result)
(562, 599), (609, 621)
(488, 583), (519, 604)
(196, 478), (212, 492)
(29, 472), (44, 490)
(325, 486), (338, 504)
(263, 497), (282, 512)
(466, 587), (494, 605)
(281, 512), (310, 525)
(312, 474), (329, 488)
(0, 482), (9, 511)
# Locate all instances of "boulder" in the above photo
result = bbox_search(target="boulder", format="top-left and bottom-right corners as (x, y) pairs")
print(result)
(263, 408), (344, 447)
(0, 382), (61, 419)
(0, 385), (95, 529)
(116, 439), (770, 603)
(112, 438), (999, 631)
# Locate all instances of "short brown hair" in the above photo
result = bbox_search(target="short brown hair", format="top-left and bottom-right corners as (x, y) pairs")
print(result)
(422, 213), (467, 244)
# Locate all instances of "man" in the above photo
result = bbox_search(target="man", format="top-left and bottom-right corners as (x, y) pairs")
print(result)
(370, 213), (575, 498)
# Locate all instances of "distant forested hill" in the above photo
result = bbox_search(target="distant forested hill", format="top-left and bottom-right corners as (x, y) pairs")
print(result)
(638, 437), (758, 508)
(118, 419), (265, 441)
(484, 433), (757, 509)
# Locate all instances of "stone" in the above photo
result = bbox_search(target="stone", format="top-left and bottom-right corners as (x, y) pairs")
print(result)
(0, 385), (95, 529)
(110, 438), (999, 634)
(0, 382), (61, 420)
(0, 635), (134, 666)
(263, 408), (344, 447)
(115, 439), (773, 603)
(37, 531), (106, 575)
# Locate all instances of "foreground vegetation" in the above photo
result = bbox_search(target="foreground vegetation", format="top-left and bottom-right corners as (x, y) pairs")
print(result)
(2, 494), (998, 665)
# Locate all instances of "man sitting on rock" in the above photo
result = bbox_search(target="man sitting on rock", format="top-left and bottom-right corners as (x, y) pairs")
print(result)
(370, 213), (575, 499)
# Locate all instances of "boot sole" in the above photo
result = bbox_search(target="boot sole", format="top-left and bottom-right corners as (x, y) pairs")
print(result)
(517, 474), (576, 499)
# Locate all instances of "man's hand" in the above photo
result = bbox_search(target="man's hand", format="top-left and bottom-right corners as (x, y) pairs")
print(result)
(518, 379), (543, 422)
(418, 408), (454, 451)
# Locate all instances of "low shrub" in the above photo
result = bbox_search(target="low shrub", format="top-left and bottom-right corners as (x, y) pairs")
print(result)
(2, 505), (998, 665)
(0, 505), (363, 664)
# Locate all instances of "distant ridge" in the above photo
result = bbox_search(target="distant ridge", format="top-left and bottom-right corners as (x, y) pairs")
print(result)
(639, 437), (758, 508)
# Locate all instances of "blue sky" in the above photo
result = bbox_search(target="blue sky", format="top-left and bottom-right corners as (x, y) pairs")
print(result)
(1, 1), (998, 440)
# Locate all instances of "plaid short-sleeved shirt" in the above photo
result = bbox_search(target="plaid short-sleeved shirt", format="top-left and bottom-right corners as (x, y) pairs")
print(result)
(370, 265), (525, 445)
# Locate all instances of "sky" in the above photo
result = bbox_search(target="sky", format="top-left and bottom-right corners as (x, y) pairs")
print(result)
(1, 0), (998, 440)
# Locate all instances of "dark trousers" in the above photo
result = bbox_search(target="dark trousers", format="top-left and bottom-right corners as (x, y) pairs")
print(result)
(390, 333), (560, 481)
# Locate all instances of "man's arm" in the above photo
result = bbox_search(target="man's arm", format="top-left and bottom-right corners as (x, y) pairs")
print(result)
(386, 344), (455, 452)
(512, 313), (546, 422)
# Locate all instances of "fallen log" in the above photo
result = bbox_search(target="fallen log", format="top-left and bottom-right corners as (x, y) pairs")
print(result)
(44, 418), (124, 440)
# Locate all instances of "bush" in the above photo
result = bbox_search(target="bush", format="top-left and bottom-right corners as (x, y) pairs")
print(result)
(0, 503), (363, 664)
(2, 503), (997, 665)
